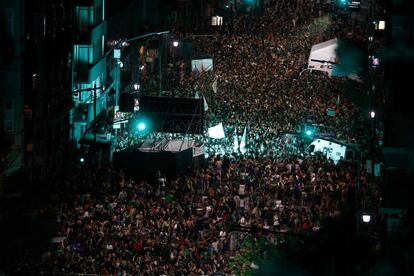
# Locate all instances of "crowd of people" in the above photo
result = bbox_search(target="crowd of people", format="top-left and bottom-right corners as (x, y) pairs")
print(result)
(40, 0), (381, 274)
(116, 0), (369, 157)
(41, 150), (377, 274)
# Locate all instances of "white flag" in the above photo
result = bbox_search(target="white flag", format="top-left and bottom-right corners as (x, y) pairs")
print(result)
(233, 127), (239, 152)
(336, 95), (340, 105)
(212, 77), (218, 93)
(240, 126), (247, 154)
(208, 123), (225, 139)
(203, 96), (209, 111)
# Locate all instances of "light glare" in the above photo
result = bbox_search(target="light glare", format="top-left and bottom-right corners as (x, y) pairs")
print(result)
(138, 123), (146, 131)
(362, 215), (371, 223)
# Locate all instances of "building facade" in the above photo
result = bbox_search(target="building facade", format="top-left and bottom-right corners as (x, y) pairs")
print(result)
(0, 0), (25, 180)
(71, 0), (119, 156)
(1, 0), (76, 187)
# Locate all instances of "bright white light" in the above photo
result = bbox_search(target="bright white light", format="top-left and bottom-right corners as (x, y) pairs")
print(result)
(173, 41), (179, 47)
(139, 65), (145, 70)
(137, 123), (146, 131)
(118, 61), (124, 68)
(80, 158), (85, 163)
(133, 83), (139, 90)
(114, 49), (121, 59)
(369, 36), (373, 41)
(370, 111), (375, 118)
(211, 16), (223, 26)
(306, 130), (312, 136)
(362, 215), (371, 223)
(379, 21), (385, 30)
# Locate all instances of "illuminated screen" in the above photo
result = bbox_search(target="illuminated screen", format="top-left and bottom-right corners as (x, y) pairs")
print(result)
(191, 58), (213, 72)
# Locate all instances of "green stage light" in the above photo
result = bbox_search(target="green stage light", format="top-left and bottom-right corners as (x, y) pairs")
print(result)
(306, 130), (313, 136)
(337, 0), (348, 7)
(137, 122), (146, 131)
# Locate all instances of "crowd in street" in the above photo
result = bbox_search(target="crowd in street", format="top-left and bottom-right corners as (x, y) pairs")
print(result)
(41, 150), (377, 274)
(116, 0), (369, 156)
(40, 0), (380, 274)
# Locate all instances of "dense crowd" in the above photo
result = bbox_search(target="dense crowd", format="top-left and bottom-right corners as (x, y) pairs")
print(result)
(116, 0), (368, 156)
(40, 1), (380, 274)
(41, 151), (376, 274)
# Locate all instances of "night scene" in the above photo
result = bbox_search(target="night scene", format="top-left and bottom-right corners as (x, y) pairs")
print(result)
(1, 0), (413, 275)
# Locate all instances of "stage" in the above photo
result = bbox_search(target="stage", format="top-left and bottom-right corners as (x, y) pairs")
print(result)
(113, 139), (205, 179)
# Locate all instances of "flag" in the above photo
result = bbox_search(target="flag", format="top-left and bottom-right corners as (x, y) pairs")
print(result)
(233, 127), (239, 152)
(203, 96), (209, 111)
(212, 77), (218, 93)
(208, 123), (225, 139)
(336, 95), (340, 105)
(240, 126), (247, 154)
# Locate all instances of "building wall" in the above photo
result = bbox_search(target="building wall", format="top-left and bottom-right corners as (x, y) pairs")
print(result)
(23, 0), (74, 181)
(71, 0), (109, 148)
(0, 0), (25, 177)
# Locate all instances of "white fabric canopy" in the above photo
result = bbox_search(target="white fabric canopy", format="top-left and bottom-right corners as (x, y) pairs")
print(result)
(307, 38), (338, 76)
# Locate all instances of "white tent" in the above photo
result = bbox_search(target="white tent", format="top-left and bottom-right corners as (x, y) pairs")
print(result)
(307, 38), (338, 76)
(305, 38), (362, 82)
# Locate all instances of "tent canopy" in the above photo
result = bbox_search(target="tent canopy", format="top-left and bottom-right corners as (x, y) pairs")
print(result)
(307, 38), (338, 76)
(306, 38), (363, 82)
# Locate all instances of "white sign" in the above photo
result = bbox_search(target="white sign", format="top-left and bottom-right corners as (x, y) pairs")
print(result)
(192, 58), (213, 72)
(114, 49), (121, 59)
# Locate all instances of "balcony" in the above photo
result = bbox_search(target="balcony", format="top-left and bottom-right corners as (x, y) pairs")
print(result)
(74, 63), (91, 83)
(75, 26), (92, 44)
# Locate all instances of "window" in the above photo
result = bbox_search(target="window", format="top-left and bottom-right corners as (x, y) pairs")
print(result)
(4, 100), (13, 131)
(76, 7), (94, 29)
(74, 45), (93, 64)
